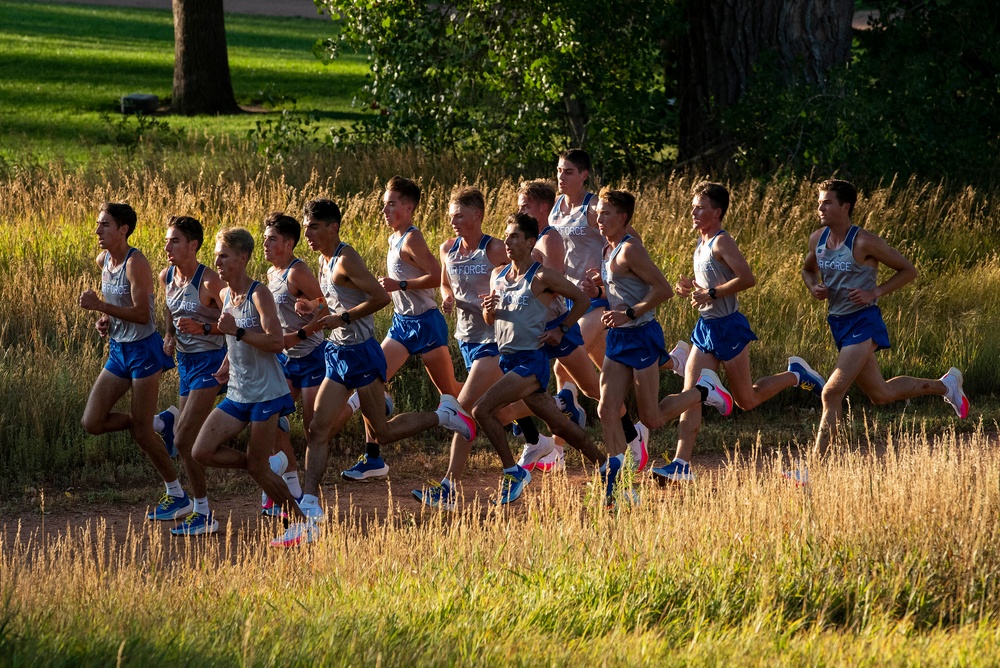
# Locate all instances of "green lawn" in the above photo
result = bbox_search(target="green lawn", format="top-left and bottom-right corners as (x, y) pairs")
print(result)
(0, 0), (369, 162)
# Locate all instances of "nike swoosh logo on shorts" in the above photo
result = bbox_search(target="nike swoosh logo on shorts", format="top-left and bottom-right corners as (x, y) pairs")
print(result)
(309, 373), (323, 380)
(143, 363), (155, 371)
(200, 377), (215, 384)
(731, 343), (741, 350)
(640, 355), (652, 363)
(262, 408), (275, 415)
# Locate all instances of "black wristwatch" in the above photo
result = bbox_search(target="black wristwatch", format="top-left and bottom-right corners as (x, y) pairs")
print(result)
(341, 311), (351, 324)
(235, 327), (246, 341)
(625, 307), (636, 320)
(559, 324), (571, 334)
(202, 323), (212, 335)
(708, 287), (718, 300)
(297, 328), (308, 340)
(399, 280), (408, 291)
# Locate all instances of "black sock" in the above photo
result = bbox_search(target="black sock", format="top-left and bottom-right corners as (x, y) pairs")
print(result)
(698, 385), (709, 403)
(366, 442), (380, 459)
(621, 416), (638, 443)
(515, 417), (540, 445)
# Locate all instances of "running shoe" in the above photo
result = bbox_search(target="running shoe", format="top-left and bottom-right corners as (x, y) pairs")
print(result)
(411, 480), (456, 510)
(270, 451), (289, 475)
(628, 422), (649, 471)
(517, 434), (555, 471)
(341, 454), (389, 482)
(556, 387), (586, 429)
(696, 369), (734, 416)
(348, 391), (394, 415)
(260, 494), (284, 517)
(782, 467), (809, 487)
(155, 405), (180, 458)
(278, 416), (290, 433)
(788, 356), (825, 398)
(170, 511), (218, 536)
(495, 466), (531, 505)
(533, 445), (566, 473)
(270, 521), (319, 548)
(296, 496), (326, 522)
(668, 340), (691, 378)
(941, 367), (970, 419)
(146, 492), (193, 521)
(438, 394), (476, 441)
(601, 455), (623, 507)
(652, 459), (695, 484)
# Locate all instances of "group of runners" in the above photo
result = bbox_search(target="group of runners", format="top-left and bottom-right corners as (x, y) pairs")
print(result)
(78, 150), (971, 547)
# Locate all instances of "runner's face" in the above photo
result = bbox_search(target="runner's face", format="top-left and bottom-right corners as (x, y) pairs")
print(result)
(502, 223), (534, 262)
(817, 190), (850, 227)
(517, 193), (549, 229)
(262, 227), (290, 264)
(449, 202), (482, 238)
(691, 195), (721, 231)
(95, 212), (126, 250)
(382, 190), (412, 229)
(214, 241), (246, 283)
(596, 200), (625, 240)
(164, 227), (197, 266)
(303, 216), (334, 252)
(556, 158), (587, 195)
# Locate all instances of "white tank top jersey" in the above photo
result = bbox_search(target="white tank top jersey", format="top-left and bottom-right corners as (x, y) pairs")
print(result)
(387, 226), (437, 316)
(267, 258), (323, 358)
(549, 192), (603, 288)
(601, 235), (654, 329)
(693, 231), (739, 319)
(492, 262), (547, 355)
(817, 225), (879, 317)
(165, 264), (225, 354)
(102, 247), (156, 343)
(223, 281), (289, 404)
(446, 234), (497, 343)
(318, 243), (376, 346)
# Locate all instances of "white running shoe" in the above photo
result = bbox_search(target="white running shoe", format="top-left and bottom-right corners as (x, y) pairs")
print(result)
(668, 340), (690, 378)
(437, 394), (476, 440)
(941, 367), (970, 419)
(296, 497), (326, 523)
(271, 521), (320, 548)
(533, 445), (566, 473)
(696, 368), (734, 416)
(269, 451), (289, 476)
(517, 434), (556, 471)
(628, 422), (650, 471)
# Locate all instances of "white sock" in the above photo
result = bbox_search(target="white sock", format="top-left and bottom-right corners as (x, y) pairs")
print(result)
(440, 477), (453, 490)
(164, 479), (184, 498)
(193, 497), (209, 515)
(300, 493), (319, 507)
(283, 471), (302, 498)
(790, 369), (801, 383)
(504, 464), (519, 475)
(347, 391), (361, 413)
(269, 452), (288, 474)
(672, 457), (689, 466)
(152, 414), (165, 433)
(614, 453), (625, 465)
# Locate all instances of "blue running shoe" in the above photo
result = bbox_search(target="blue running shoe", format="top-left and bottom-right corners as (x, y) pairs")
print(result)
(170, 511), (218, 536)
(384, 392), (394, 416)
(146, 492), (193, 521)
(495, 466), (531, 505)
(156, 406), (179, 458)
(788, 356), (825, 398)
(556, 388), (586, 429)
(511, 421), (523, 437)
(411, 481), (456, 510)
(341, 455), (389, 482)
(278, 416), (290, 433)
(652, 459), (695, 484)
(601, 455), (623, 506)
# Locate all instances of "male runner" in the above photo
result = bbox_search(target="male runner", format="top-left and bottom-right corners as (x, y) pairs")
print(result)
(801, 179), (968, 454)
(276, 198), (475, 545)
(585, 189), (733, 503)
(79, 203), (188, 525)
(474, 213), (608, 504)
(653, 183), (825, 483)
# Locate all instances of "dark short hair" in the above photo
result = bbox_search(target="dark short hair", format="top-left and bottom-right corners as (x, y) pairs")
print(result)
(167, 215), (204, 250)
(692, 181), (730, 219)
(386, 175), (421, 207)
(819, 179), (858, 216)
(303, 198), (342, 227)
(505, 212), (538, 240)
(518, 179), (557, 211)
(100, 202), (137, 238)
(264, 211), (300, 246)
(449, 186), (485, 214)
(559, 148), (591, 173)
(598, 187), (636, 224)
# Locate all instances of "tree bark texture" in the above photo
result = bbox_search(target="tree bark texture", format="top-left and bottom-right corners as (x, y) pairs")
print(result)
(677, 0), (853, 163)
(171, 0), (239, 115)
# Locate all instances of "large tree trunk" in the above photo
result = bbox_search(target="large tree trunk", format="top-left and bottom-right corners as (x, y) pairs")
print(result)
(677, 0), (853, 164)
(171, 0), (240, 115)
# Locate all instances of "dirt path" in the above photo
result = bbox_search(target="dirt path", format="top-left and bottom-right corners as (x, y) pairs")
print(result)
(41, 0), (328, 19)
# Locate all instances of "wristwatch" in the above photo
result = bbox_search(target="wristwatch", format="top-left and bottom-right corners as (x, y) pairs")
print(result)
(708, 287), (717, 299)
(235, 327), (246, 341)
(341, 311), (351, 324)
(625, 307), (636, 320)
(202, 323), (212, 335)
(559, 324), (571, 334)
(297, 328), (308, 340)
(399, 280), (408, 291)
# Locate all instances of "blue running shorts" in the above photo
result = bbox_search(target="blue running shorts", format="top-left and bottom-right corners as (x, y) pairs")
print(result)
(828, 305), (891, 351)
(458, 339), (500, 371)
(324, 337), (388, 389)
(566, 296), (610, 314)
(218, 393), (295, 423)
(177, 347), (227, 396)
(105, 333), (175, 379)
(499, 348), (550, 393)
(541, 311), (585, 359)
(691, 311), (759, 362)
(279, 341), (327, 390)
(605, 320), (669, 370)
(387, 309), (450, 355)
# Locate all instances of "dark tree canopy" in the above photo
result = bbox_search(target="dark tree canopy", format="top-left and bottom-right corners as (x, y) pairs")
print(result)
(171, 0), (239, 116)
